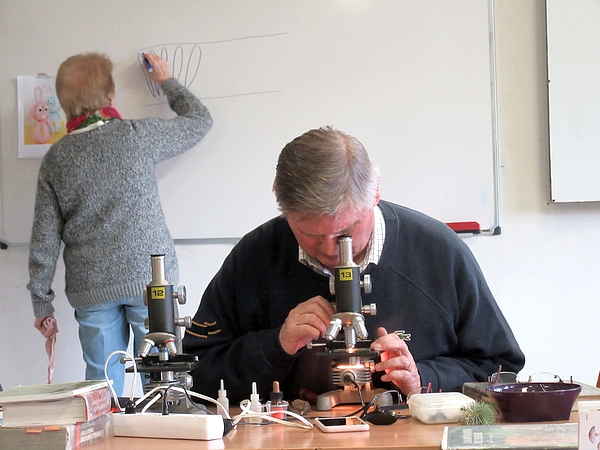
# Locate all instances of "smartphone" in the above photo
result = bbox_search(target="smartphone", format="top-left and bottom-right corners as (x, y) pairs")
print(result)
(313, 416), (370, 433)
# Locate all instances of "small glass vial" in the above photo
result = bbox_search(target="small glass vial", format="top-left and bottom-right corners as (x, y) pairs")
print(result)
(266, 381), (288, 420)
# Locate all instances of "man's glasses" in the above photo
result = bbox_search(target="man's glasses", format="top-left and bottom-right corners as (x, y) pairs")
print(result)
(488, 367), (568, 385)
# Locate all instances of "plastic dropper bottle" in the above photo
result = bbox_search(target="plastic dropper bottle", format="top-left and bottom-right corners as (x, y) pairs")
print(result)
(249, 382), (262, 423)
(266, 380), (288, 419)
(216, 379), (229, 417)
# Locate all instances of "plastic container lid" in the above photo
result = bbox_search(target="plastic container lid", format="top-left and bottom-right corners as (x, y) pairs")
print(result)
(407, 392), (475, 424)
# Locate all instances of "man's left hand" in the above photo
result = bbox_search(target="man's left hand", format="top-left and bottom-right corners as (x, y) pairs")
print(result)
(371, 327), (421, 396)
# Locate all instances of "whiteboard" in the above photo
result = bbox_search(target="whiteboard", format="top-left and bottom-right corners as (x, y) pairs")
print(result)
(547, 0), (600, 203)
(0, 0), (498, 244)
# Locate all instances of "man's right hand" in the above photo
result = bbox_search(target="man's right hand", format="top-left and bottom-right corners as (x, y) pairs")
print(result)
(278, 296), (335, 355)
(34, 314), (58, 338)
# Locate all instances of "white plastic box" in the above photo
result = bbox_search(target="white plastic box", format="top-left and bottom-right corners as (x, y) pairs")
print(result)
(407, 392), (474, 424)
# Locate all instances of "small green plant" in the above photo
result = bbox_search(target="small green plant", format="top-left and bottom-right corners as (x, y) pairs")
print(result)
(458, 400), (497, 425)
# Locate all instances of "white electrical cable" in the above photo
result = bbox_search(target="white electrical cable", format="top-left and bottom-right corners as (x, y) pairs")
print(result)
(100, 359), (309, 431)
(173, 387), (232, 420)
(103, 350), (137, 412)
(134, 385), (165, 408)
(233, 399), (313, 430)
(141, 385), (313, 430)
(140, 391), (163, 414)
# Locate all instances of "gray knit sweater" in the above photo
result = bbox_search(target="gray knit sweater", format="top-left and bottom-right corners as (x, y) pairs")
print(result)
(27, 78), (213, 317)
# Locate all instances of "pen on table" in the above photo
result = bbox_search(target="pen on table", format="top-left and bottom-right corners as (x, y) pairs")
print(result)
(143, 54), (153, 72)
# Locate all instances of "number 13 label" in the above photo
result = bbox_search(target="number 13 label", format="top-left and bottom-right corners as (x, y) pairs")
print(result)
(339, 269), (353, 281)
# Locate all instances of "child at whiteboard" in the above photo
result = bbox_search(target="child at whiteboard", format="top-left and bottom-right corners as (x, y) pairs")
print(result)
(27, 52), (213, 394)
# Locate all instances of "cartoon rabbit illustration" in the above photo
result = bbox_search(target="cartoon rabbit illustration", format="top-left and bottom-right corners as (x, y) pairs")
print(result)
(30, 84), (52, 144)
(46, 88), (65, 134)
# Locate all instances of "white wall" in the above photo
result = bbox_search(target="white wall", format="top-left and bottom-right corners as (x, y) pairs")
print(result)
(0, 0), (598, 394)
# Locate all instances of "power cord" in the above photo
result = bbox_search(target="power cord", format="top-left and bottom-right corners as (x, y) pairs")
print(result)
(103, 353), (308, 431)
(233, 399), (313, 430)
(343, 388), (409, 425)
(104, 350), (137, 412)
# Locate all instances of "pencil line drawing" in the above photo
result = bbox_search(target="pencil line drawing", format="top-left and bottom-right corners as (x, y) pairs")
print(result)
(137, 33), (287, 101)
(138, 45), (202, 98)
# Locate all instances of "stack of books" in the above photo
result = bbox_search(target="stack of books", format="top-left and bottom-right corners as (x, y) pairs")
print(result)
(0, 380), (114, 450)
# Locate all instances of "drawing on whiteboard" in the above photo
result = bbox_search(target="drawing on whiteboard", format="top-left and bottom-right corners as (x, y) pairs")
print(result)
(137, 33), (287, 102)
(137, 45), (202, 98)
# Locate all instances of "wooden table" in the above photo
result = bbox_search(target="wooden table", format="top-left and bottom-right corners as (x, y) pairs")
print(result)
(87, 408), (579, 450)
(87, 406), (448, 450)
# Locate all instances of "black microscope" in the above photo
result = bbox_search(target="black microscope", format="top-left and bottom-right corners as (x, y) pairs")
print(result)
(311, 236), (384, 410)
(127, 254), (199, 411)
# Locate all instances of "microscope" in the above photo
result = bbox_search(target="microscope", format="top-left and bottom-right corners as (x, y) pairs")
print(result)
(127, 254), (199, 411)
(311, 236), (383, 410)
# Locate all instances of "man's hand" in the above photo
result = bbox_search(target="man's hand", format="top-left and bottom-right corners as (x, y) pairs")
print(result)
(34, 314), (58, 338)
(371, 327), (421, 396)
(279, 296), (335, 355)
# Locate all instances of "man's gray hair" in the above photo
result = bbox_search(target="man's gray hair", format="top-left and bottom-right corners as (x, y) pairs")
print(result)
(273, 126), (379, 216)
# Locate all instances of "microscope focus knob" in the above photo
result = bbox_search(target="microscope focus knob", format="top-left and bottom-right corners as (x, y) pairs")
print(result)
(361, 274), (372, 294)
(361, 303), (377, 316)
(175, 316), (192, 329)
(175, 285), (187, 305)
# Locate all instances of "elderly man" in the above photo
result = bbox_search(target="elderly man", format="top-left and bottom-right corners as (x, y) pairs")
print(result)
(183, 126), (524, 404)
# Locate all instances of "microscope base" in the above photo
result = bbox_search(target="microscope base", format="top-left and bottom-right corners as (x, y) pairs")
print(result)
(316, 386), (388, 411)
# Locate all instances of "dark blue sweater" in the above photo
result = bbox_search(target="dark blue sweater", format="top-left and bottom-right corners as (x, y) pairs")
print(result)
(183, 200), (525, 402)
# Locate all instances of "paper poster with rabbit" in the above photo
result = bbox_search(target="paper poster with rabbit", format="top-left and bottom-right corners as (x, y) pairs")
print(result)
(17, 75), (67, 158)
